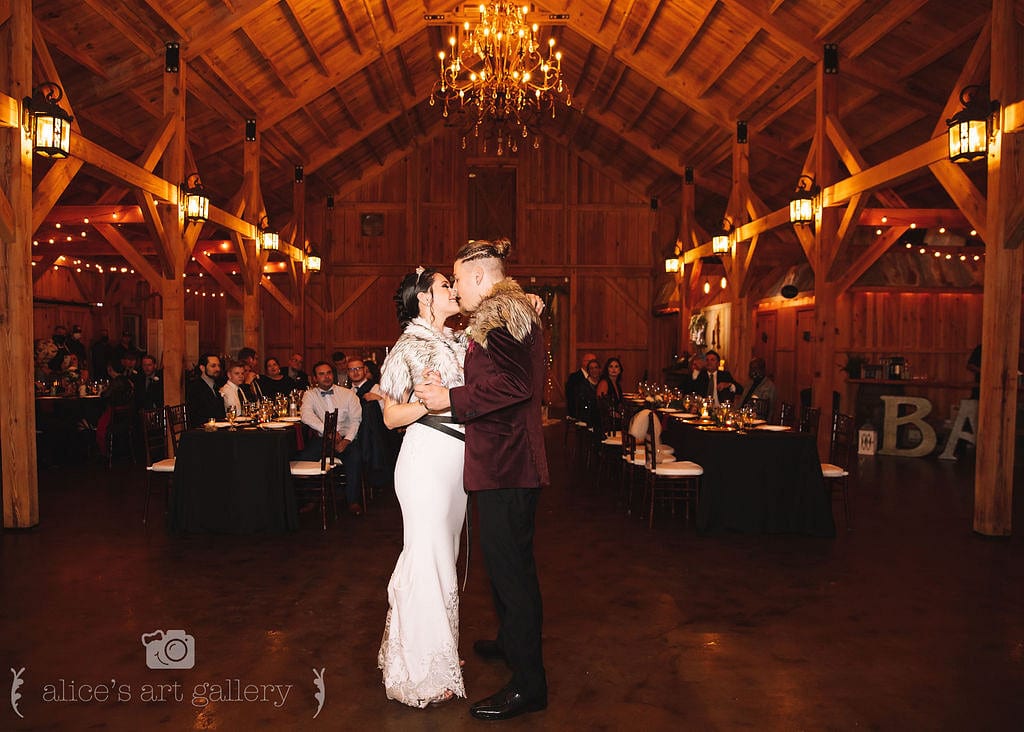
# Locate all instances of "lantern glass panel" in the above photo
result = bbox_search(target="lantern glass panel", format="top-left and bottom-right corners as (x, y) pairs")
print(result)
(712, 234), (730, 254)
(33, 113), (71, 158)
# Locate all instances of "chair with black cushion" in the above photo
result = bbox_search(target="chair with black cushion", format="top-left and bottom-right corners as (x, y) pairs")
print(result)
(642, 412), (702, 529)
(799, 406), (821, 438)
(289, 408), (341, 530)
(778, 401), (796, 428)
(141, 408), (175, 525)
(822, 412), (855, 528)
(165, 403), (189, 453)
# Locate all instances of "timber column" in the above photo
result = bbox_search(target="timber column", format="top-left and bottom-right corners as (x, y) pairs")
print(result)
(159, 50), (187, 408)
(974, 0), (1022, 536)
(810, 53), (842, 457)
(241, 130), (262, 352)
(1, 0), (39, 527)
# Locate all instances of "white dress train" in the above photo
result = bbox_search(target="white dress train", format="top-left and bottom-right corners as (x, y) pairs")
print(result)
(377, 416), (467, 707)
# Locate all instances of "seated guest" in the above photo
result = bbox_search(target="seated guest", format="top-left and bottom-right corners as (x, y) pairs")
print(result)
(133, 354), (163, 411)
(287, 352), (308, 387)
(347, 357), (391, 489)
(565, 351), (597, 419)
(576, 358), (602, 428)
(298, 361), (364, 515)
(54, 353), (88, 395)
(596, 357), (624, 409)
(110, 350), (140, 379)
(109, 331), (139, 375)
(219, 361), (251, 415)
(259, 356), (295, 398)
(331, 350), (348, 386)
(739, 357), (776, 418)
(237, 346), (264, 400)
(34, 338), (59, 385)
(185, 353), (226, 426)
(692, 350), (743, 406)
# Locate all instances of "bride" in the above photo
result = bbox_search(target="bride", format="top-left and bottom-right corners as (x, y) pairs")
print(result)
(377, 266), (468, 707)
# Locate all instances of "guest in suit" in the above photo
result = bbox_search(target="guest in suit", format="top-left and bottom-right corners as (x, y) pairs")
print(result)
(185, 353), (225, 426)
(134, 354), (164, 411)
(416, 237), (549, 721)
(739, 357), (776, 418)
(346, 357), (391, 488)
(692, 349), (744, 406)
(298, 361), (364, 515)
(237, 346), (264, 400)
(564, 351), (597, 419)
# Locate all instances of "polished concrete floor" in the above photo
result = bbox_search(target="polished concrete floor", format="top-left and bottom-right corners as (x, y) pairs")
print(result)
(2, 429), (1024, 730)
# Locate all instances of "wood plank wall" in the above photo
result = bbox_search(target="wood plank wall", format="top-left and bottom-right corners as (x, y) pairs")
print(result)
(290, 129), (675, 403)
(753, 290), (1010, 425)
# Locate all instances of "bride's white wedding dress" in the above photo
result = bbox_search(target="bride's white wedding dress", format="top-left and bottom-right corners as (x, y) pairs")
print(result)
(377, 319), (468, 707)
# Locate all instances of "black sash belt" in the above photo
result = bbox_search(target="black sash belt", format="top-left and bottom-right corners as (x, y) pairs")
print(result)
(417, 413), (466, 442)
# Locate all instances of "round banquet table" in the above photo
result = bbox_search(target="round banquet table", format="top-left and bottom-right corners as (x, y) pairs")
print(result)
(661, 417), (836, 537)
(169, 427), (298, 533)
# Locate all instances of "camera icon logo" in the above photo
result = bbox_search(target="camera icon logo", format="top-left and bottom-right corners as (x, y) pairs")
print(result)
(141, 630), (195, 669)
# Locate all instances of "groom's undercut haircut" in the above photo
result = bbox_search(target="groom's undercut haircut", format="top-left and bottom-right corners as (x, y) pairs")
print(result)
(455, 238), (510, 275)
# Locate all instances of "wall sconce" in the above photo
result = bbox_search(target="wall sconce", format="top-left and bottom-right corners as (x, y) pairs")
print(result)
(258, 215), (279, 251)
(946, 85), (997, 164)
(180, 173), (210, 223)
(720, 276), (727, 290)
(790, 175), (818, 225)
(305, 243), (322, 272)
(712, 218), (732, 255)
(664, 257), (680, 273)
(23, 82), (73, 158)
(702, 280), (711, 295)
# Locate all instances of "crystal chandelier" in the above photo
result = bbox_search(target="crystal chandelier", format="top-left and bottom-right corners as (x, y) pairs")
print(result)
(430, 2), (571, 155)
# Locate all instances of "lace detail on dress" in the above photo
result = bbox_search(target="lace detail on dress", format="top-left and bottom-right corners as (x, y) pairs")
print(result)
(378, 585), (465, 707)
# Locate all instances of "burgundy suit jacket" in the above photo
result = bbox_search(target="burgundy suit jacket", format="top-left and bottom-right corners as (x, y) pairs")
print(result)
(449, 323), (550, 492)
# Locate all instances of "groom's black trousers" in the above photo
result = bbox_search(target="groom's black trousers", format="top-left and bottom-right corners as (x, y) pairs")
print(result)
(475, 487), (547, 699)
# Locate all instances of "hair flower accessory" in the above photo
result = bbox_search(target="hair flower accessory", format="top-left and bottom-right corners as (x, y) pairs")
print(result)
(415, 266), (426, 284)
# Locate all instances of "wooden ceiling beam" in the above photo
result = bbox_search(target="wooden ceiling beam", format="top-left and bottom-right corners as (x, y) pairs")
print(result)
(841, 0), (931, 60)
(34, 17), (108, 79)
(79, 0), (162, 57)
(696, 27), (760, 99)
(281, 0), (330, 77)
(629, 0), (663, 55)
(665, 0), (716, 76)
(240, 28), (296, 99)
(137, 0), (190, 40)
(331, 0), (363, 55)
(625, 89), (658, 132)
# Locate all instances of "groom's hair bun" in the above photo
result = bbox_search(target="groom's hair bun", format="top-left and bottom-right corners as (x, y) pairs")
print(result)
(455, 238), (511, 265)
(394, 267), (438, 327)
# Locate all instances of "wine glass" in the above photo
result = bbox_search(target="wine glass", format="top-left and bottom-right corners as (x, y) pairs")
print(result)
(226, 405), (237, 429)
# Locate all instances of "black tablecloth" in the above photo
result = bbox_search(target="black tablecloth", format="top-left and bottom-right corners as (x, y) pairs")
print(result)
(170, 428), (298, 533)
(662, 419), (835, 537)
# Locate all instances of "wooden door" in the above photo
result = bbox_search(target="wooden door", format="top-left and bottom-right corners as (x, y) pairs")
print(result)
(795, 307), (816, 406)
(754, 310), (777, 375)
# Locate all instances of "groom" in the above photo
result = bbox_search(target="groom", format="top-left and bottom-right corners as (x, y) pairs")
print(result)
(416, 238), (549, 721)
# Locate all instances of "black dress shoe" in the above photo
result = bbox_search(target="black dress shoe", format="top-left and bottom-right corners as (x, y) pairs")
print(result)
(472, 639), (506, 661)
(469, 687), (547, 721)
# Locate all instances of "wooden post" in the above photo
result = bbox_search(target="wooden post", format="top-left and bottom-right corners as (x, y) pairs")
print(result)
(1, 0), (40, 528)
(974, 0), (1023, 536)
(811, 57), (842, 457)
(242, 131), (261, 352)
(159, 54), (187, 408)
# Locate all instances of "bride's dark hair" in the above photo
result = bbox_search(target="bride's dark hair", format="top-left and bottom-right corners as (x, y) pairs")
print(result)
(393, 267), (439, 327)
